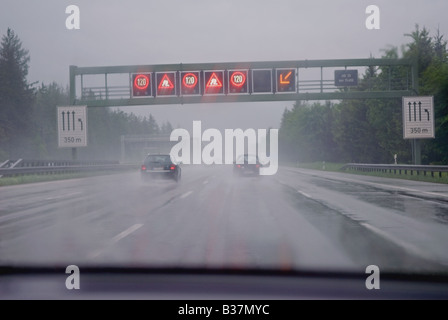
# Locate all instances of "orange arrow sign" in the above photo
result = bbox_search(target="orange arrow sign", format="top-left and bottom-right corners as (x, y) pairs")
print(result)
(279, 71), (292, 84)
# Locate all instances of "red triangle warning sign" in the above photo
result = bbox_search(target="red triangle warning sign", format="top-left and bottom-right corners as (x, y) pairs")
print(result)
(206, 73), (223, 88)
(158, 74), (175, 89)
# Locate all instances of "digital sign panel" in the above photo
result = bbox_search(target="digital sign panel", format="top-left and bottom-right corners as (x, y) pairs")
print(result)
(180, 71), (201, 96)
(228, 70), (248, 94)
(276, 68), (296, 93)
(132, 73), (152, 97)
(130, 67), (298, 97)
(156, 72), (176, 97)
(252, 69), (272, 94)
(204, 70), (224, 95)
(335, 70), (358, 87)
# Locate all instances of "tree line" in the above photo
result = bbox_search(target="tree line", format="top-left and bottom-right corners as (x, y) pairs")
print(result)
(0, 28), (173, 161)
(279, 25), (448, 165)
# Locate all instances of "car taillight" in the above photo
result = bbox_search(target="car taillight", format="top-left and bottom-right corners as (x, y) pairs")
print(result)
(170, 165), (176, 170)
(237, 164), (241, 168)
(141, 165), (146, 171)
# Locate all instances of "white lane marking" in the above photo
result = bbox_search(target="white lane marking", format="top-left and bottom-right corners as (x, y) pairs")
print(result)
(88, 223), (144, 259)
(112, 223), (143, 243)
(87, 249), (103, 259)
(180, 191), (193, 199)
(360, 222), (426, 258)
(297, 190), (312, 199)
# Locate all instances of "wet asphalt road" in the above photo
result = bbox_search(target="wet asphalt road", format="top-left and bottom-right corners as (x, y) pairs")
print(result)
(1, 165), (448, 273)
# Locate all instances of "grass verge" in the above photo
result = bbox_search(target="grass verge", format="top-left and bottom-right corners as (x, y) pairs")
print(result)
(286, 161), (448, 184)
(0, 169), (138, 187)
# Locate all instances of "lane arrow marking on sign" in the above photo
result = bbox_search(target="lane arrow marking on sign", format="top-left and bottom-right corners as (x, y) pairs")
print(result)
(408, 102), (411, 122)
(418, 101), (422, 121)
(279, 71), (292, 84)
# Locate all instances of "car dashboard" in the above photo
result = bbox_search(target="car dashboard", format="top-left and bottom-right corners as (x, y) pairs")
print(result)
(1, 266), (448, 301)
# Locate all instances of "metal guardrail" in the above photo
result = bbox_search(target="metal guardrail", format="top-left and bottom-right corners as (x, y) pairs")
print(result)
(0, 159), (139, 178)
(340, 163), (448, 178)
(0, 159), (23, 169)
(1, 159), (119, 168)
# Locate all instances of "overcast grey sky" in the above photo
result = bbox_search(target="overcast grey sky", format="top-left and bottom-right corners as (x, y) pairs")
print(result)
(2, 0), (448, 131)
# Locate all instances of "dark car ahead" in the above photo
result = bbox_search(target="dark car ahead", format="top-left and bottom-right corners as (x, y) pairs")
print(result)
(141, 154), (181, 182)
(233, 154), (261, 176)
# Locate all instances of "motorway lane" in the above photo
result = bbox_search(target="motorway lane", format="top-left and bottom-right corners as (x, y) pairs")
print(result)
(0, 165), (447, 273)
(277, 168), (448, 272)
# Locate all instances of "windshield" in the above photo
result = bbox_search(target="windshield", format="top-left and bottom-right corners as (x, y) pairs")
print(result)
(1, 0), (448, 297)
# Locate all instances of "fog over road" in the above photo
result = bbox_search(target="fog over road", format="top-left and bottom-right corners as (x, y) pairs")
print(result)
(1, 166), (448, 273)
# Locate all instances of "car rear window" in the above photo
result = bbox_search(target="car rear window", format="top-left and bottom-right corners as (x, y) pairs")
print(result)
(237, 155), (259, 163)
(144, 155), (171, 164)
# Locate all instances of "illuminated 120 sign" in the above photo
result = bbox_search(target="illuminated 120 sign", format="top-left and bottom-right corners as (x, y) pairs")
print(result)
(228, 70), (248, 94)
(181, 71), (200, 95)
(132, 73), (152, 97)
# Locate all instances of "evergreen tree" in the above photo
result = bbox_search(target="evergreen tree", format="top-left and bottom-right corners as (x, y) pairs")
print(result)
(0, 28), (35, 158)
(33, 82), (69, 158)
(161, 121), (174, 134)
